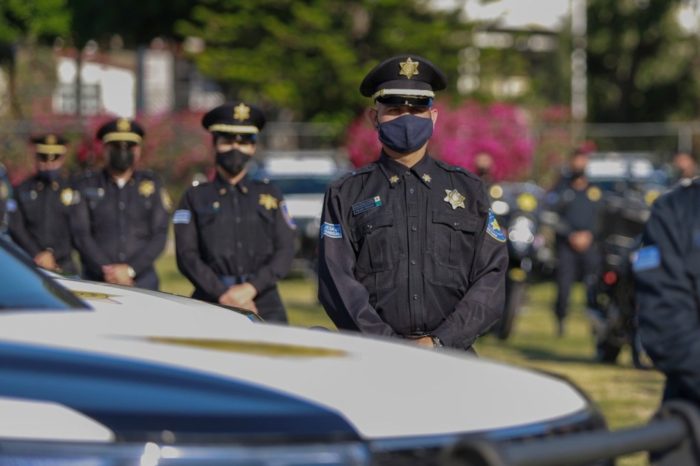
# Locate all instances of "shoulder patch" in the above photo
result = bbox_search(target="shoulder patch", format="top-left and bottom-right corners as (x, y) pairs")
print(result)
(486, 210), (506, 242)
(6, 198), (17, 212)
(280, 201), (297, 230)
(320, 222), (343, 239)
(173, 209), (192, 225)
(633, 245), (661, 272)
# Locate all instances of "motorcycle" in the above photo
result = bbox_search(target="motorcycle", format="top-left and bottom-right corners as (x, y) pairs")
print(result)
(588, 186), (659, 367)
(488, 182), (546, 340)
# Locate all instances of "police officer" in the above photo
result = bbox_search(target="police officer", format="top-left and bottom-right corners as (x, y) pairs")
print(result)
(547, 150), (603, 336)
(318, 55), (508, 350)
(634, 180), (700, 405)
(173, 102), (295, 322)
(671, 151), (698, 187)
(9, 134), (79, 273)
(70, 118), (169, 289)
(0, 162), (16, 240)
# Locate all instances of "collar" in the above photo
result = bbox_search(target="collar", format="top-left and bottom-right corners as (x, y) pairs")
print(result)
(378, 152), (435, 189)
(214, 173), (249, 195)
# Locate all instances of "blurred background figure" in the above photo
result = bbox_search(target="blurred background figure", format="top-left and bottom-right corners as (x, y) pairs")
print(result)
(474, 151), (494, 186)
(0, 163), (16, 242)
(546, 150), (603, 336)
(671, 151), (698, 186)
(70, 118), (169, 290)
(9, 134), (78, 274)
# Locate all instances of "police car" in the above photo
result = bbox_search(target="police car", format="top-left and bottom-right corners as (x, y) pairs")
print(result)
(252, 150), (347, 272)
(0, 237), (605, 464)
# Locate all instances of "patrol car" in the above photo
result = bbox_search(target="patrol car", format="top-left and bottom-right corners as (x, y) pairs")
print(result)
(252, 150), (347, 273)
(0, 237), (605, 464)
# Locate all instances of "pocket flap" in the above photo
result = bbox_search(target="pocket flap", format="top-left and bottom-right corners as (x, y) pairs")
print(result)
(432, 210), (480, 232)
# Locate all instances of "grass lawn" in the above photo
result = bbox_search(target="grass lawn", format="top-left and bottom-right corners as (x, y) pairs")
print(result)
(156, 253), (663, 465)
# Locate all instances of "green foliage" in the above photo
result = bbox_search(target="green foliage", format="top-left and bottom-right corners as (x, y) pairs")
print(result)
(177, 0), (470, 127)
(0, 0), (70, 45)
(587, 0), (698, 122)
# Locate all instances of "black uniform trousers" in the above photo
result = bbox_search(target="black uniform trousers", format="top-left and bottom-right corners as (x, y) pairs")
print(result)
(555, 237), (599, 320)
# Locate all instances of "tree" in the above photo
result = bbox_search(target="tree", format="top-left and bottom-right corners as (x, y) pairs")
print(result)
(176, 0), (470, 129)
(587, 0), (698, 122)
(0, 0), (70, 116)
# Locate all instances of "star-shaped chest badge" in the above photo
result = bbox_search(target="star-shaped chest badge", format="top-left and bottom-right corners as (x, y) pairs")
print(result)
(421, 174), (432, 184)
(444, 189), (466, 209)
(399, 57), (420, 79)
(259, 193), (279, 210)
(389, 175), (400, 185)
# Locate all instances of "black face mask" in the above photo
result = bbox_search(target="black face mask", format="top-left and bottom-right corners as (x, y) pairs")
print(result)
(216, 149), (251, 177)
(108, 147), (135, 174)
(570, 168), (586, 180)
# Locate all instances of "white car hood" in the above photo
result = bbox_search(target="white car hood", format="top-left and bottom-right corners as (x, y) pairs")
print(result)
(284, 193), (324, 220)
(0, 301), (587, 441)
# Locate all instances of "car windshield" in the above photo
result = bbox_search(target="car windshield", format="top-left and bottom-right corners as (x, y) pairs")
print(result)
(270, 176), (336, 195)
(0, 237), (90, 310)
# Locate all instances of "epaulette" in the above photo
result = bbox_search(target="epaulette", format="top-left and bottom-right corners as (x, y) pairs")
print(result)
(136, 169), (157, 180)
(435, 160), (481, 183)
(331, 164), (376, 189)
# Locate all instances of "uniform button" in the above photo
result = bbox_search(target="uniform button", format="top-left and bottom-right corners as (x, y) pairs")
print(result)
(453, 221), (459, 227)
(413, 294), (419, 301)
(410, 259), (416, 265)
(235, 217), (241, 224)
(237, 241), (242, 248)
(411, 225), (417, 232)
(118, 253), (126, 261)
(409, 188), (415, 194)
(119, 202), (125, 210)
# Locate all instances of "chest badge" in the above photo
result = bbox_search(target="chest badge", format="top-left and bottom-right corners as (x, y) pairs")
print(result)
(389, 175), (400, 185)
(139, 180), (155, 198)
(586, 186), (602, 202)
(444, 189), (466, 210)
(259, 193), (279, 210)
(421, 174), (432, 184)
(60, 188), (74, 206)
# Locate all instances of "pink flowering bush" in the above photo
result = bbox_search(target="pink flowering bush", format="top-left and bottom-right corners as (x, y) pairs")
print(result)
(343, 100), (535, 181)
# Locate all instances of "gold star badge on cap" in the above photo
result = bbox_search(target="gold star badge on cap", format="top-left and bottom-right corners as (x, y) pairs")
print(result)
(444, 189), (466, 209)
(117, 118), (131, 131)
(46, 134), (57, 144)
(389, 175), (400, 185)
(399, 57), (420, 79)
(138, 180), (155, 198)
(259, 193), (279, 210)
(421, 174), (432, 184)
(233, 103), (251, 121)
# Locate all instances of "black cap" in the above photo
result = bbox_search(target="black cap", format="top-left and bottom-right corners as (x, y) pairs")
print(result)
(360, 55), (447, 105)
(202, 101), (266, 136)
(30, 134), (68, 155)
(96, 118), (145, 144)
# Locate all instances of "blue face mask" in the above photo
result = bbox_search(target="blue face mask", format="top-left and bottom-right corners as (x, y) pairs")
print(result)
(37, 169), (61, 182)
(378, 114), (433, 154)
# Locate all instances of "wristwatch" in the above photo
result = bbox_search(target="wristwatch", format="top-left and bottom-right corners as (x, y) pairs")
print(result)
(430, 336), (444, 348)
(127, 266), (136, 279)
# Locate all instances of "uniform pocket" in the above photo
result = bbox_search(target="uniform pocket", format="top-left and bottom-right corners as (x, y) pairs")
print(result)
(354, 211), (397, 272)
(431, 210), (480, 268)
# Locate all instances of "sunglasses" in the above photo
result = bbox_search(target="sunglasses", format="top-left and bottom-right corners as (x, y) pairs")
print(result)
(36, 153), (62, 162)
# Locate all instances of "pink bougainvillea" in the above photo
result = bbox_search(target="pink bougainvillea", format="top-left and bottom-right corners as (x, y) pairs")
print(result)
(343, 100), (536, 182)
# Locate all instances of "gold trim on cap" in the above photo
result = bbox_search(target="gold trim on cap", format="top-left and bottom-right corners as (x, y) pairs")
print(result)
(371, 88), (435, 100)
(102, 132), (143, 143)
(207, 124), (259, 134)
(35, 144), (67, 155)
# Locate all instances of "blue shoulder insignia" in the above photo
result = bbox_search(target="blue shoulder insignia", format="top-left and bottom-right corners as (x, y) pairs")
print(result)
(633, 245), (661, 272)
(486, 210), (506, 242)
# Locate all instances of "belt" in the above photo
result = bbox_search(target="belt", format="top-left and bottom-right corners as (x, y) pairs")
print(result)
(219, 275), (250, 286)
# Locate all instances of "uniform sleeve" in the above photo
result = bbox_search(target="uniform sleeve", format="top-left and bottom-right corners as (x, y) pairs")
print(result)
(174, 189), (228, 300)
(69, 186), (110, 277)
(248, 191), (295, 293)
(317, 187), (398, 337)
(8, 197), (42, 257)
(635, 195), (700, 402)
(127, 177), (168, 275)
(432, 204), (508, 349)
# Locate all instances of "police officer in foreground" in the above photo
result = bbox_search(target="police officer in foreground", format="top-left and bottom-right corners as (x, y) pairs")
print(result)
(70, 118), (169, 289)
(174, 102), (295, 322)
(546, 149), (603, 336)
(318, 55), (508, 350)
(635, 180), (700, 406)
(9, 134), (79, 273)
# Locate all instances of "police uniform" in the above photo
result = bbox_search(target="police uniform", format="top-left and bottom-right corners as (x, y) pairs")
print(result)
(9, 135), (79, 274)
(318, 55), (508, 350)
(634, 180), (700, 404)
(547, 178), (604, 327)
(173, 102), (296, 322)
(70, 119), (169, 290)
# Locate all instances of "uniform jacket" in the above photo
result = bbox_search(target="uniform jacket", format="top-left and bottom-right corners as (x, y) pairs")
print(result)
(318, 153), (508, 350)
(173, 174), (296, 302)
(70, 169), (169, 282)
(634, 180), (700, 404)
(9, 173), (78, 273)
(546, 179), (604, 239)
